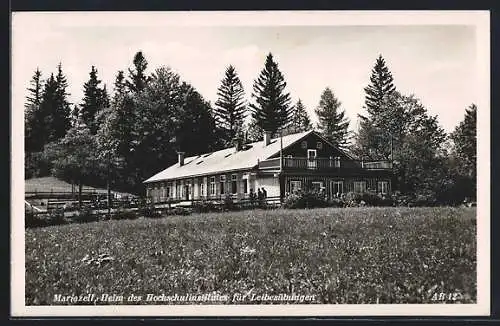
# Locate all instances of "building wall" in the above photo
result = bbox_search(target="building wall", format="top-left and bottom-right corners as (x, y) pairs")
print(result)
(268, 132), (351, 160)
(146, 170), (258, 203)
(255, 175), (280, 197)
(284, 175), (392, 197)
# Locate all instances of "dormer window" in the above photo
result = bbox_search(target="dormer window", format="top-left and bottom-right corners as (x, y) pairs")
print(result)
(316, 142), (323, 149)
(301, 141), (307, 149)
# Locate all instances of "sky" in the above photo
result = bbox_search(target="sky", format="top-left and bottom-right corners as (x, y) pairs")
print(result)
(12, 11), (486, 133)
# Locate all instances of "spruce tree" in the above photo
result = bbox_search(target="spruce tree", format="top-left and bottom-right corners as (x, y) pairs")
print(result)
(355, 55), (397, 159)
(24, 68), (44, 111)
(364, 55), (396, 115)
(214, 65), (247, 145)
(250, 53), (292, 137)
(315, 88), (350, 149)
(112, 70), (127, 104)
(33, 73), (59, 150)
(52, 63), (71, 141)
(80, 66), (109, 134)
(290, 99), (312, 133)
(126, 51), (150, 93)
(25, 68), (44, 152)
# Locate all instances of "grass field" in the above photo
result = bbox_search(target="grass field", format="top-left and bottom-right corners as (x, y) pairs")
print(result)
(25, 207), (476, 305)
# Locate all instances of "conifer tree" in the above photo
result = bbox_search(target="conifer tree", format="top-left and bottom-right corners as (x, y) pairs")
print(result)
(214, 65), (247, 145)
(364, 55), (396, 115)
(80, 66), (110, 134)
(315, 88), (350, 149)
(290, 99), (312, 133)
(52, 63), (71, 141)
(25, 68), (44, 152)
(112, 70), (127, 104)
(355, 55), (397, 159)
(250, 53), (292, 137)
(213, 65), (246, 145)
(24, 68), (44, 111)
(126, 51), (150, 93)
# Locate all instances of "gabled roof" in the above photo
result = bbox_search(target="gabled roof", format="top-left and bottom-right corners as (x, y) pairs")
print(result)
(144, 130), (312, 183)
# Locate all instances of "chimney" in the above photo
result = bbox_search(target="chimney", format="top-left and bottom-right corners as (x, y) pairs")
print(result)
(233, 136), (242, 152)
(177, 151), (185, 166)
(263, 130), (272, 146)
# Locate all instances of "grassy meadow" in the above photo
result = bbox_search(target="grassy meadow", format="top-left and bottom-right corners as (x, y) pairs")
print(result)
(25, 207), (476, 305)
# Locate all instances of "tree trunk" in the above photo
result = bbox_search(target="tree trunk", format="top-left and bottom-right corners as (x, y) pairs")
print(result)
(107, 166), (111, 216)
(78, 182), (83, 210)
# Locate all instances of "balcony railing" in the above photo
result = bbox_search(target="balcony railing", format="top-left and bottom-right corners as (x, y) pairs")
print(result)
(258, 157), (392, 171)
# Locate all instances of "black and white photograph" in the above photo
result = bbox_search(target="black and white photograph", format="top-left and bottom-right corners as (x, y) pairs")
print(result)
(11, 11), (490, 316)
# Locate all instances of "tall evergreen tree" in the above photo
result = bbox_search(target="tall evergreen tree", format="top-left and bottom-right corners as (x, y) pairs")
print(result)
(315, 88), (350, 149)
(24, 68), (44, 111)
(214, 65), (247, 145)
(52, 63), (72, 141)
(32, 73), (59, 150)
(126, 51), (150, 93)
(112, 70), (127, 104)
(80, 66), (110, 134)
(250, 53), (292, 137)
(290, 99), (312, 133)
(364, 55), (396, 115)
(355, 55), (397, 159)
(25, 68), (44, 152)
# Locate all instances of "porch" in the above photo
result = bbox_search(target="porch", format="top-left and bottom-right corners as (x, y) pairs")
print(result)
(258, 157), (393, 171)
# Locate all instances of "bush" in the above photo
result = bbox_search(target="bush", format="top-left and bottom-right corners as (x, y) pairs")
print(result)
(192, 200), (218, 213)
(341, 192), (394, 207)
(25, 211), (49, 228)
(172, 207), (191, 216)
(283, 191), (328, 209)
(47, 209), (66, 226)
(391, 190), (439, 207)
(138, 202), (161, 218)
(327, 197), (346, 208)
(73, 207), (99, 223)
(223, 194), (237, 211)
(110, 209), (138, 220)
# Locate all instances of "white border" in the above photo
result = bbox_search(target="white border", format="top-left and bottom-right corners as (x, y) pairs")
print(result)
(11, 10), (491, 317)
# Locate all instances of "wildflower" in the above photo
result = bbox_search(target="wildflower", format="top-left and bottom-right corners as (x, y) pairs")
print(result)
(240, 246), (256, 255)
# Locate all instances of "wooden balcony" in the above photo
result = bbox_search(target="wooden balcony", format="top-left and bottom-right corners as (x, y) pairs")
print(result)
(258, 157), (392, 171)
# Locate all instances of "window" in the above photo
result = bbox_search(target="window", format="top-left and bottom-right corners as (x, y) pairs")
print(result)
(231, 174), (238, 194)
(176, 181), (181, 198)
(334, 156), (341, 168)
(331, 180), (343, 195)
(307, 149), (317, 169)
(201, 177), (207, 197)
(354, 181), (367, 193)
(316, 141), (323, 149)
(210, 177), (216, 196)
(378, 181), (389, 195)
(290, 180), (302, 193)
(242, 179), (248, 194)
(165, 183), (171, 198)
(301, 141), (307, 149)
(220, 175), (226, 194)
(311, 181), (323, 192)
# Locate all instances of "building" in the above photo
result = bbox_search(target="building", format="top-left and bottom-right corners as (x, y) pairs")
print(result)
(144, 130), (393, 203)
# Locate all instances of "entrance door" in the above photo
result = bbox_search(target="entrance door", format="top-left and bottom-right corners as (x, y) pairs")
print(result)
(307, 149), (317, 169)
(330, 180), (344, 197)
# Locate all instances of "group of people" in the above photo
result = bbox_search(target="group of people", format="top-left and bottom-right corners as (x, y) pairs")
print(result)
(249, 187), (267, 207)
